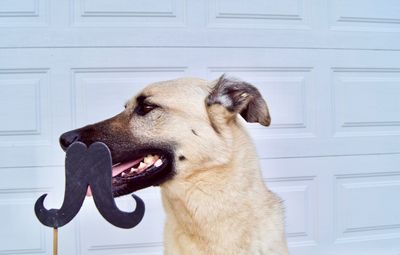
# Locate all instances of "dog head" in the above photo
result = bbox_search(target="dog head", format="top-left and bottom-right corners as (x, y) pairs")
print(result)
(59, 75), (270, 197)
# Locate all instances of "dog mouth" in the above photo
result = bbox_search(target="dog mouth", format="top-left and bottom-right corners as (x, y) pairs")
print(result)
(112, 154), (164, 178)
(99, 150), (173, 197)
(85, 150), (173, 197)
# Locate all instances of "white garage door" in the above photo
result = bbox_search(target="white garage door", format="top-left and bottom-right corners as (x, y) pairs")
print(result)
(1, 1), (400, 254)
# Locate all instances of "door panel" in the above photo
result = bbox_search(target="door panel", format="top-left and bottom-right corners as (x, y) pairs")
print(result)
(0, 1), (399, 255)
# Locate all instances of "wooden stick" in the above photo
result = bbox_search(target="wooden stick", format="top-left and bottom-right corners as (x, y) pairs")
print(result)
(53, 227), (58, 255)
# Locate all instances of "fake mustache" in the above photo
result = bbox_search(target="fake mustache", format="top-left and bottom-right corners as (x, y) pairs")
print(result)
(34, 142), (145, 229)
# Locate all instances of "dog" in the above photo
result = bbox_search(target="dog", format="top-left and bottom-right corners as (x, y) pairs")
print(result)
(59, 75), (289, 255)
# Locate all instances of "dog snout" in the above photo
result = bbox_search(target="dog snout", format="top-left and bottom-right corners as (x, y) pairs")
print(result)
(59, 130), (81, 151)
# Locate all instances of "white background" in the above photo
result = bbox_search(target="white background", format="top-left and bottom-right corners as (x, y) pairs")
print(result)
(1, 0), (400, 254)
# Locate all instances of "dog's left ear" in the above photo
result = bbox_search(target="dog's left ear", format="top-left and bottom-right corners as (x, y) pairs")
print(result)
(206, 75), (271, 126)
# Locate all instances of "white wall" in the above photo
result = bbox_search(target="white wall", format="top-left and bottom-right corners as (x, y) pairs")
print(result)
(0, 0), (400, 254)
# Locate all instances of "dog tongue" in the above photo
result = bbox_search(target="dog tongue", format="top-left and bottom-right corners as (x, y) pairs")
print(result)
(87, 186), (92, 197)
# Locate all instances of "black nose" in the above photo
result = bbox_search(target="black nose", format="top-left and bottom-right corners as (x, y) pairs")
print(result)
(59, 130), (80, 151)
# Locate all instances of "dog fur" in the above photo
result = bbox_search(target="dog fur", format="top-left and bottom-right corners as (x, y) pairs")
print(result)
(60, 76), (289, 255)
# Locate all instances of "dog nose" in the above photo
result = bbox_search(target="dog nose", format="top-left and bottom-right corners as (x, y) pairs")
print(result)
(59, 130), (80, 151)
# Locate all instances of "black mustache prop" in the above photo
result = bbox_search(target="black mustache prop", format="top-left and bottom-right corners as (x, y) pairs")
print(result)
(34, 142), (145, 229)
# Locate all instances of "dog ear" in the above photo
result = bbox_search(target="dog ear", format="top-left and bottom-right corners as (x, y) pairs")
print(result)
(206, 75), (271, 126)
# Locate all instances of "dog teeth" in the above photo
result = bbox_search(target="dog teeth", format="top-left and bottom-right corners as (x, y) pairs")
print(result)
(143, 154), (160, 165)
(121, 155), (162, 177)
(154, 159), (162, 167)
(138, 162), (147, 170)
(144, 155), (154, 164)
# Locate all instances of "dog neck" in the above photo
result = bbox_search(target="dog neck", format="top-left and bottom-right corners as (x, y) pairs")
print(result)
(160, 126), (268, 254)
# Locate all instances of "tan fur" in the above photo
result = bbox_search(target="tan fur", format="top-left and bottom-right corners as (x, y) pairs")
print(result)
(124, 78), (289, 255)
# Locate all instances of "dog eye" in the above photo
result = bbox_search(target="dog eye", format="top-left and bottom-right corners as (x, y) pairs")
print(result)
(136, 102), (157, 116)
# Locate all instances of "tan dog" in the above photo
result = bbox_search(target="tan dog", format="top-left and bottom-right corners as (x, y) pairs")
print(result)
(60, 75), (289, 255)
